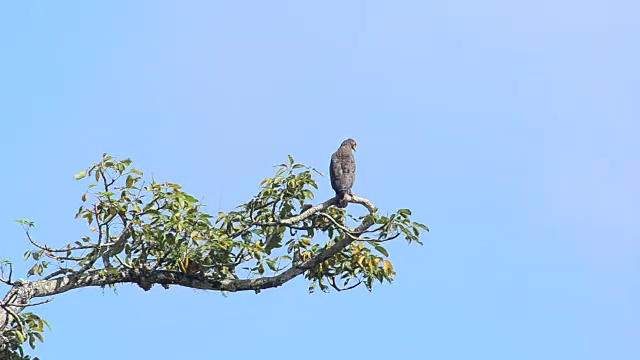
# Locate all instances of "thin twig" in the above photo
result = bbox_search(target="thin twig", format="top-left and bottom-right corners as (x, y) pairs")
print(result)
(329, 276), (362, 292)
(316, 212), (363, 241)
(0, 263), (13, 285)
(1, 298), (53, 308)
(42, 268), (74, 281)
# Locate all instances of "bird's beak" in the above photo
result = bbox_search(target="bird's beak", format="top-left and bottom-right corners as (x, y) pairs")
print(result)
(352, 144), (357, 152)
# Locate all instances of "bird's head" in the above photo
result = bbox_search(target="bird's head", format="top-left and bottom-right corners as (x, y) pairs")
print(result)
(341, 138), (357, 152)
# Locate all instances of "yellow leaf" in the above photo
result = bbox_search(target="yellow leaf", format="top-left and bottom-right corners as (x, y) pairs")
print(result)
(260, 178), (271, 186)
(89, 227), (97, 232)
(383, 260), (393, 273)
(167, 182), (182, 190)
(180, 257), (189, 272)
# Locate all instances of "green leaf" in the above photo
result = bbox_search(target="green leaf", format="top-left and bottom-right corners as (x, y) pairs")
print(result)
(398, 208), (411, 217)
(373, 244), (389, 257)
(302, 189), (314, 200)
(183, 194), (198, 203)
(266, 258), (277, 271)
(264, 232), (283, 254)
(34, 332), (44, 343)
(275, 167), (286, 178)
(287, 155), (294, 165)
(73, 170), (87, 180)
(125, 175), (134, 188)
(15, 330), (25, 344)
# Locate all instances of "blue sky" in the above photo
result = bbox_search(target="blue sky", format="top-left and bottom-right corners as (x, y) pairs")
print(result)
(1, 1), (639, 359)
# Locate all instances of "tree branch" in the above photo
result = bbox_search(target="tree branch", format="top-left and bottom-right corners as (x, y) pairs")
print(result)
(0, 195), (376, 334)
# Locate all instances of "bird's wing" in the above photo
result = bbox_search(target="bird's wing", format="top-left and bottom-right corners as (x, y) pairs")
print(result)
(341, 152), (356, 186)
(329, 151), (342, 191)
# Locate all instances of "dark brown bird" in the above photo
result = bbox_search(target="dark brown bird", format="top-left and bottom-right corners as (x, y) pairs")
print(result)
(330, 138), (357, 208)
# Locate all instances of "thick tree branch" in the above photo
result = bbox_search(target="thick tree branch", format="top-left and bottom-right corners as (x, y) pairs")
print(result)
(0, 195), (376, 334)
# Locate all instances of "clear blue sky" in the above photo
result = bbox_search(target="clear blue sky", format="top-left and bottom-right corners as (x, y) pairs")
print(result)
(1, 1), (638, 359)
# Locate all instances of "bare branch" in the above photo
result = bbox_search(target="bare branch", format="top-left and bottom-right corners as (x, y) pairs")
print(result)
(256, 194), (375, 227)
(329, 276), (362, 292)
(42, 268), (74, 281)
(317, 212), (364, 241)
(364, 234), (401, 243)
(1, 298), (53, 308)
(0, 263), (12, 286)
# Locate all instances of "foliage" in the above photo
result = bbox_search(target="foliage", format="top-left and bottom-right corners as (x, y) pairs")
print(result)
(0, 153), (428, 358)
(0, 300), (48, 360)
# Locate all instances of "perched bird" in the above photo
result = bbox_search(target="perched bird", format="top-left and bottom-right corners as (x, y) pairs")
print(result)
(330, 138), (357, 208)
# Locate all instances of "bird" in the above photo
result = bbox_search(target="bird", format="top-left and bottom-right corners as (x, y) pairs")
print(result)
(330, 138), (357, 208)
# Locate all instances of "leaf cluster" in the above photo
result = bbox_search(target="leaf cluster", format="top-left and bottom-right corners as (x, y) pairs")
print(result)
(0, 279), (49, 360)
(1, 153), (428, 356)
